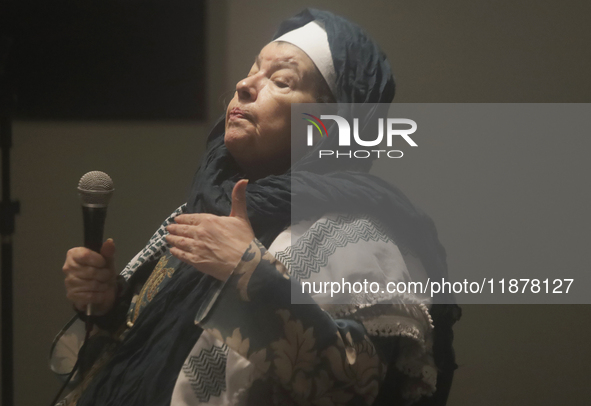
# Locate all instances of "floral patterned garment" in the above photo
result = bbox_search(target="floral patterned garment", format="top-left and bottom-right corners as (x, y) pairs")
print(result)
(172, 239), (386, 406)
(50, 205), (436, 406)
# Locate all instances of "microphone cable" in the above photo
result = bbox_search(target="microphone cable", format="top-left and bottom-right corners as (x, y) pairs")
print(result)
(49, 319), (93, 406)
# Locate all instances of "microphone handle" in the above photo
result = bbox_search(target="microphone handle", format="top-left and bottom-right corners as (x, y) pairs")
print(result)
(83, 206), (107, 253)
(82, 206), (107, 316)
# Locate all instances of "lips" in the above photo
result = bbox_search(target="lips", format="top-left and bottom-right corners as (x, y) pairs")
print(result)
(229, 107), (250, 121)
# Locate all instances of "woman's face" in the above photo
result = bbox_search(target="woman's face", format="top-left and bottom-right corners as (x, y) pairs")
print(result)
(225, 42), (318, 178)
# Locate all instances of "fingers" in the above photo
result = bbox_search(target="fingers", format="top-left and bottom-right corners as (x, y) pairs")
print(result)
(166, 224), (198, 239)
(165, 234), (195, 251)
(230, 179), (249, 220)
(63, 241), (118, 315)
(169, 246), (190, 264)
(64, 262), (115, 281)
(63, 241), (117, 284)
(166, 225), (200, 255)
(65, 270), (117, 315)
(67, 247), (107, 268)
(174, 213), (212, 226)
(65, 266), (115, 282)
(100, 238), (116, 270)
(65, 275), (114, 292)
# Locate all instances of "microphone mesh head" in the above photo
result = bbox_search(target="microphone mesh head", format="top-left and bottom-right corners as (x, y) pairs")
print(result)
(78, 171), (114, 207)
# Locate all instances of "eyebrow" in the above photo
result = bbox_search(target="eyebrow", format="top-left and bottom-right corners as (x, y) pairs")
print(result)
(254, 54), (301, 71)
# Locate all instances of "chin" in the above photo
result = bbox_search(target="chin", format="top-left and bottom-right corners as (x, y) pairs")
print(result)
(224, 131), (253, 163)
(224, 130), (248, 151)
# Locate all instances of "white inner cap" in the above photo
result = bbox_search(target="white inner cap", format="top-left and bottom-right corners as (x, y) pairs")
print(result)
(272, 20), (336, 97)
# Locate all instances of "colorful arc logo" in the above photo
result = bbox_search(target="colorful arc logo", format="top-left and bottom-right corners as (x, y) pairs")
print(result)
(302, 113), (328, 145)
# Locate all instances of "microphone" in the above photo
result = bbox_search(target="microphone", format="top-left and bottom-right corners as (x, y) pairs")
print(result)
(77, 171), (114, 316)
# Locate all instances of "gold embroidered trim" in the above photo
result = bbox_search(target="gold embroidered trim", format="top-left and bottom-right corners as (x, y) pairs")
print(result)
(126, 255), (174, 327)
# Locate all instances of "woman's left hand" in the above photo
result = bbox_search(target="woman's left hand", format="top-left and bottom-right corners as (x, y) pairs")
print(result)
(166, 179), (254, 281)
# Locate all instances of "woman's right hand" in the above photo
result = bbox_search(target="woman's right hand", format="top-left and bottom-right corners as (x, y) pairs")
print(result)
(63, 238), (118, 316)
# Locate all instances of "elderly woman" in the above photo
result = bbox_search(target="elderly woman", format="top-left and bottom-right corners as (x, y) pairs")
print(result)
(53, 8), (460, 406)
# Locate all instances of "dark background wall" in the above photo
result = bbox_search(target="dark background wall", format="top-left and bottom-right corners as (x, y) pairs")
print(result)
(2, 0), (590, 405)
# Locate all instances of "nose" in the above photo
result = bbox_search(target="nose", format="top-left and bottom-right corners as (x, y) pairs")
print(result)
(236, 75), (258, 102)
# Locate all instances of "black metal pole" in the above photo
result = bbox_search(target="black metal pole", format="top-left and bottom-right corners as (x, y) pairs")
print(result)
(0, 34), (19, 406)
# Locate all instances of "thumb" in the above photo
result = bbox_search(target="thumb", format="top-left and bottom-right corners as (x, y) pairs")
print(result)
(100, 238), (116, 271)
(230, 179), (249, 221)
